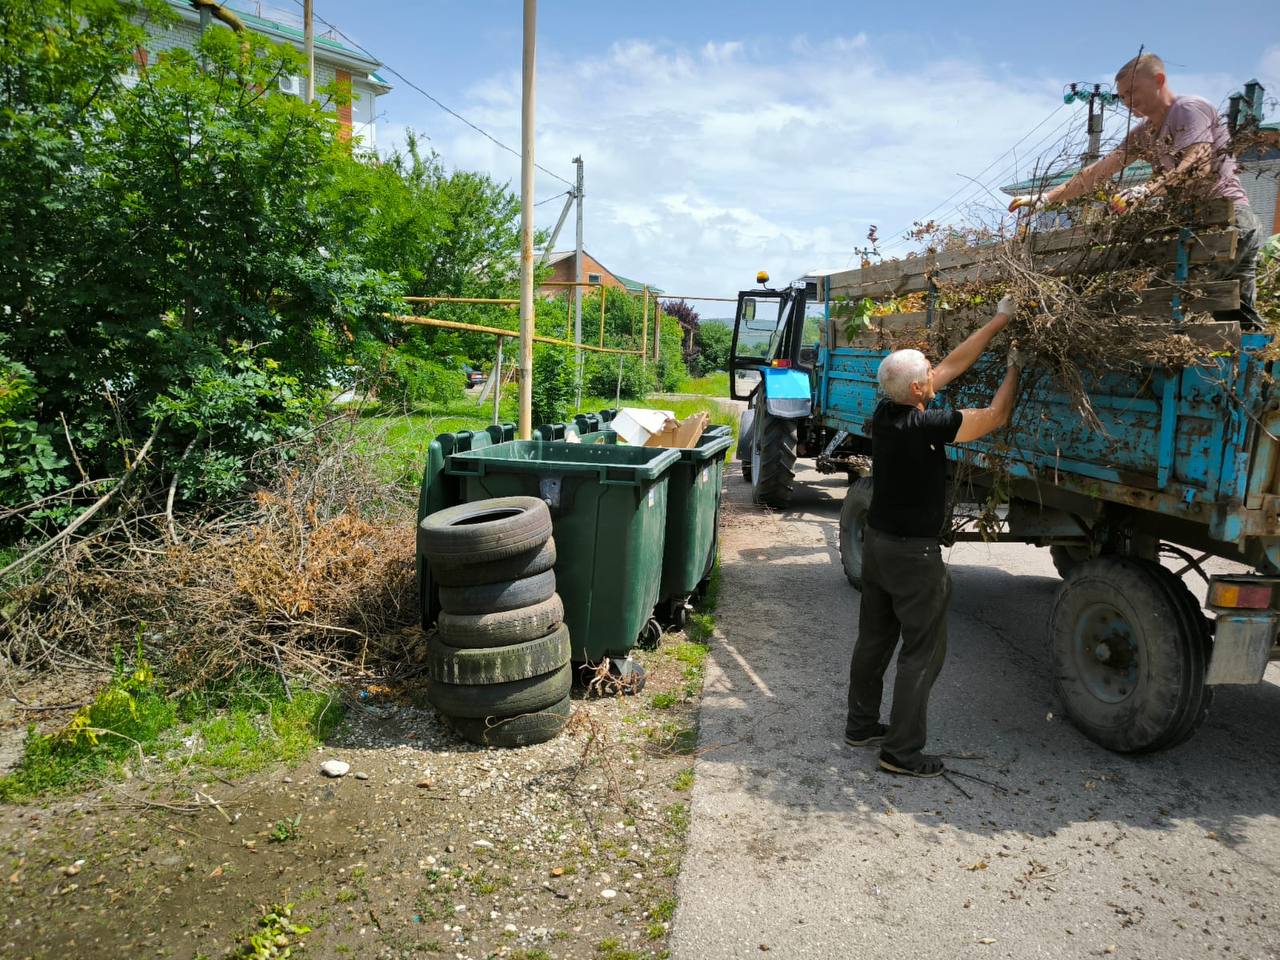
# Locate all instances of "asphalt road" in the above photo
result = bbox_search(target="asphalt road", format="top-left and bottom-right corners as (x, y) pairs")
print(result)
(671, 465), (1280, 960)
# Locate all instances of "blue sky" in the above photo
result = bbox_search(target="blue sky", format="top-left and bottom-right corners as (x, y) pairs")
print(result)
(302, 1), (1279, 305)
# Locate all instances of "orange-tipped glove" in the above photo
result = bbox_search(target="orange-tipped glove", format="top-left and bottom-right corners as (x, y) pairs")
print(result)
(1009, 195), (1050, 214)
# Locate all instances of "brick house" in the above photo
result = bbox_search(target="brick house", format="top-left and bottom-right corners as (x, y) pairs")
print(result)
(133, 1), (391, 149)
(539, 250), (663, 298)
(540, 250), (629, 294)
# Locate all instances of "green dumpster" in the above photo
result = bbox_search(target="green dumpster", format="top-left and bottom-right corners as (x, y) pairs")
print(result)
(550, 423), (732, 624)
(445, 441), (679, 662)
(658, 431), (733, 614)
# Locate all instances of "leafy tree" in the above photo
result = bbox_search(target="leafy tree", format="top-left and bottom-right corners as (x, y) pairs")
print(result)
(695, 322), (734, 372)
(0, 1), (401, 527)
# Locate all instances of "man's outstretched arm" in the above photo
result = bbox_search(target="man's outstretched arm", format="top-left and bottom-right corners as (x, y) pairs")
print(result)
(1008, 145), (1132, 212)
(931, 296), (1015, 390)
(954, 351), (1023, 443)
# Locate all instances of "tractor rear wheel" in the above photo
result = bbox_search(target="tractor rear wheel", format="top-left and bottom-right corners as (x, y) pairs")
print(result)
(749, 406), (797, 508)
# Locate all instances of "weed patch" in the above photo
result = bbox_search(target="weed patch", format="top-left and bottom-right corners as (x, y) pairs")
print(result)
(0, 646), (342, 802)
(235, 903), (310, 959)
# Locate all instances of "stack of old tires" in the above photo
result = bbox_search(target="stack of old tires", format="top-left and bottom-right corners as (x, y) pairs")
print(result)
(418, 497), (572, 748)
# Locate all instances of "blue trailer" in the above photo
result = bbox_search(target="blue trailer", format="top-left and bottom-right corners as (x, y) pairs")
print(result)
(728, 221), (1279, 752)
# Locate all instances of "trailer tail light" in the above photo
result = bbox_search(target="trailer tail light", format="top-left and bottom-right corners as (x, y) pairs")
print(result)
(1209, 581), (1274, 609)
(771, 359), (791, 368)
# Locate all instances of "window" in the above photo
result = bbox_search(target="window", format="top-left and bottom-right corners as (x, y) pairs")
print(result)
(278, 74), (304, 97)
(588, 272), (602, 284)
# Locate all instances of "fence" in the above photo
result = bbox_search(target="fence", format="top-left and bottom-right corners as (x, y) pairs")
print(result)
(389, 281), (741, 421)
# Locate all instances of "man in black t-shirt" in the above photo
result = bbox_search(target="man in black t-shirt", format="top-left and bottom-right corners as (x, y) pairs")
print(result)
(845, 296), (1025, 778)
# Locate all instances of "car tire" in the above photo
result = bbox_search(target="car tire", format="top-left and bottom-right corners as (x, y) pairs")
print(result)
(428, 625), (570, 685)
(431, 538), (557, 588)
(418, 497), (552, 566)
(437, 569), (557, 616)
(436, 595), (565, 649)
(446, 695), (572, 748)
(427, 663), (573, 719)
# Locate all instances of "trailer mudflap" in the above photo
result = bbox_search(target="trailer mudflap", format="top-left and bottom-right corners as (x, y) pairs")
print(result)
(1207, 612), (1277, 684)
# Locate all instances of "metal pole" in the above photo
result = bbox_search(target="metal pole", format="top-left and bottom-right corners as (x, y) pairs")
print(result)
(641, 286), (649, 368)
(1084, 85), (1103, 165)
(491, 337), (504, 424)
(573, 156), (584, 407)
(538, 192), (574, 267)
(598, 286), (606, 348)
(565, 293), (572, 339)
(303, 0), (314, 103)
(517, 0), (536, 439)
(653, 300), (661, 362)
(615, 354), (624, 406)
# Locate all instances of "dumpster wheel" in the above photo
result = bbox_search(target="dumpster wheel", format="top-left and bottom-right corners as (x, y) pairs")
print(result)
(1048, 556), (1210, 752)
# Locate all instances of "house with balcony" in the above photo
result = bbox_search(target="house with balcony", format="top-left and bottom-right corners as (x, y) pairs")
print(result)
(133, 0), (391, 149)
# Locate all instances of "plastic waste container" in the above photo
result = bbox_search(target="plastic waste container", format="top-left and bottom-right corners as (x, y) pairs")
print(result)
(555, 422), (733, 625)
(657, 431), (733, 622)
(444, 441), (679, 662)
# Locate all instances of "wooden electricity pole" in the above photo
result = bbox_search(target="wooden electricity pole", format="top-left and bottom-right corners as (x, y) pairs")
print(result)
(303, 0), (314, 103)
(517, 0), (536, 439)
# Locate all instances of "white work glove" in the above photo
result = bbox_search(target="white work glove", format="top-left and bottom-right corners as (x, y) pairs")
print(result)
(996, 295), (1017, 318)
(1008, 195), (1051, 214)
(1007, 343), (1028, 371)
(1111, 184), (1150, 212)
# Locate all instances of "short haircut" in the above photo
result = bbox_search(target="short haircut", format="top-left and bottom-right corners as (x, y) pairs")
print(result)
(1115, 53), (1164, 84)
(877, 349), (930, 404)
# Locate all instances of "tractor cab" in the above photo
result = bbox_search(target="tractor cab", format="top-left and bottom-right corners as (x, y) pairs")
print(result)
(728, 273), (815, 406)
(731, 273), (855, 506)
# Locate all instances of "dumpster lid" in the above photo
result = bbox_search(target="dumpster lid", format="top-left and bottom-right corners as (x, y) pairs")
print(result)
(446, 439), (680, 483)
(678, 432), (733, 462)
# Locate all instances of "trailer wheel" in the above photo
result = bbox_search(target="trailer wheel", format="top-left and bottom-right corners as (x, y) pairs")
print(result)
(1049, 544), (1091, 579)
(1145, 563), (1213, 750)
(749, 407), (797, 507)
(1049, 556), (1207, 753)
(839, 478), (873, 591)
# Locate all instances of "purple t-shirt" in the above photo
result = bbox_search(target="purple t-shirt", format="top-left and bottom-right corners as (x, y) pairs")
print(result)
(1125, 95), (1249, 205)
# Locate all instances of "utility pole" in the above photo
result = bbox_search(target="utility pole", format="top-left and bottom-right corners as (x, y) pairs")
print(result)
(517, 0), (536, 440)
(573, 156), (584, 406)
(303, 0), (314, 103)
(1065, 83), (1119, 166)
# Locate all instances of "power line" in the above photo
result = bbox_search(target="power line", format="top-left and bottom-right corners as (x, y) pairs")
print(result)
(915, 108), (1084, 226)
(290, 1), (575, 188)
(873, 102), (1074, 255)
(534, 191), (572, 206)
(877, 104), (1087, 255)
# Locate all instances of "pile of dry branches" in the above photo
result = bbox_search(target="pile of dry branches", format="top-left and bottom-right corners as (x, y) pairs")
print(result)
(2, 417), (422, 685)
(877, 193), (1255, 430)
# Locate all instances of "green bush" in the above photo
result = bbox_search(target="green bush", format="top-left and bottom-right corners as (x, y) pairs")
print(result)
(532, 345), (576, 425)
(695, 322), (733, 372)
(584, 353), (655, 400)
(352, 341), (466, 410)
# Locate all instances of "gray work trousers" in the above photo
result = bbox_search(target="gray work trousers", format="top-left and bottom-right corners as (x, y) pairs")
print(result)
(846, 526), (951, 766)
(1213, 203), (1264, 329)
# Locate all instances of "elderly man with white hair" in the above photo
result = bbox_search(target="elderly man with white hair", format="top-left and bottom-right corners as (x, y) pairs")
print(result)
(845, 297), (1024, 778)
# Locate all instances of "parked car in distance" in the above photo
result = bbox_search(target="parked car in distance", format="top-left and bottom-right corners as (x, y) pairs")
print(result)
(461, 363), (487, 388)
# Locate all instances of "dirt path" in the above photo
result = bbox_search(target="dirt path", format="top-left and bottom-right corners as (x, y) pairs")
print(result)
(0, 641), (703, 960)
(671, 465), (1280, 959)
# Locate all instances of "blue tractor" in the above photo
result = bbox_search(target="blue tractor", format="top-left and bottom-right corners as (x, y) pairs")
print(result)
(731, 272), (863, 506)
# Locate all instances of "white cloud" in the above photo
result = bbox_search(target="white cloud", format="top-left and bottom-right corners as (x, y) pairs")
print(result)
(380, 35), (1274, 307)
